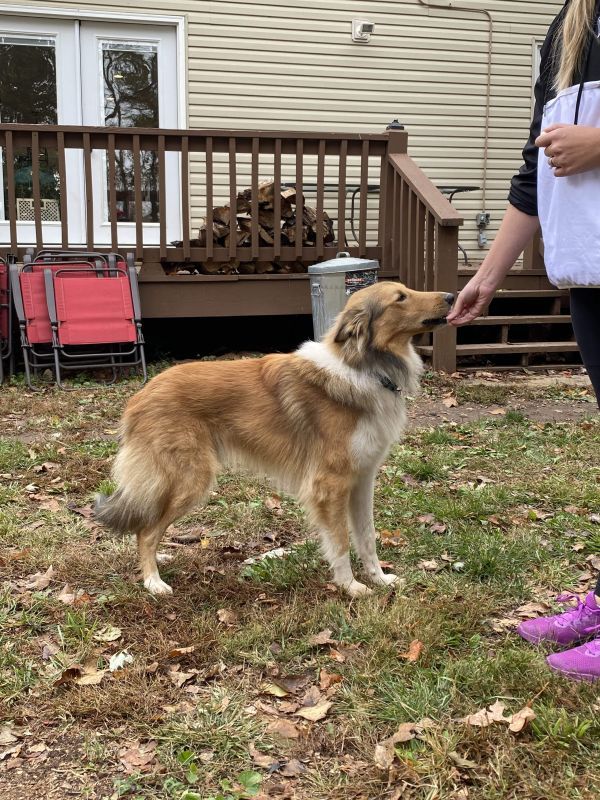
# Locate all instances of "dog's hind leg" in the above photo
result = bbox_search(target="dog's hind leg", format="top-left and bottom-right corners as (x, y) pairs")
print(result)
(306, 473), (372, 598)
(350, 470), (400, 587)
(138, 454), (217, 596)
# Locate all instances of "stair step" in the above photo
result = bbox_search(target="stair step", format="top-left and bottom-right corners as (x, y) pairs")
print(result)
(490, 289), (567, 298)
(417, 341), (579, 357)
(471, 314), (571, 326)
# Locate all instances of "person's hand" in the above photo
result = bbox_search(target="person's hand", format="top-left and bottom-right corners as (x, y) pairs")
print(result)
(446, 278), (497, 326)
(536, 123), (600, 177)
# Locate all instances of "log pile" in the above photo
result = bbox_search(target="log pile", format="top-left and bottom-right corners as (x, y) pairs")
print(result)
(167, 180), (335, 275)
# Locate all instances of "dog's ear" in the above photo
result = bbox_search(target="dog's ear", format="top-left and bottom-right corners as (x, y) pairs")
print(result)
(334, 303), (373, 346)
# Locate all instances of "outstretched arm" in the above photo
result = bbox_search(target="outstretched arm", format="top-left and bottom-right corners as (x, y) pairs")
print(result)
(446, 205), (540, 326)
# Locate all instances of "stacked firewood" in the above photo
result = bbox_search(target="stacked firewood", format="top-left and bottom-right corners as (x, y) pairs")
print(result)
(167, 180), (335, 275)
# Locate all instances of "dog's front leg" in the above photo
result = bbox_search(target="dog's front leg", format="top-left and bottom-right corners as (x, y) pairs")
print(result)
(308, 479), (372, 598)
(350, 471), (400, 587)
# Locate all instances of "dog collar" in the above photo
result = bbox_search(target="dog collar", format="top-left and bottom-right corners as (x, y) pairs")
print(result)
(378, 374), (401, 394)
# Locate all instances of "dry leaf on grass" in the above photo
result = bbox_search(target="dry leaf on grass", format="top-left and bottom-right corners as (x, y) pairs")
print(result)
(319, 669), (343, 691)
(507, 706), (536, 732)
(93, 624), (122, 643)
(295, 700), (332, 721)
(374, 723), (423, 770)
(0, 727), (20, 747)
(463, 701), (535, 733)
(217, 608), (238, 626)
(515, 602), (551, 618)
(249, 742), (279, 770)
(442, 395), (458, 408)
(489, 407), (506, 416)
(418, 559), (440, 572)
(118, 740), (158, 774)
(398, 640), (424, 663)
(281, 758), (306, 778)
(448, 751), (477, 770)
(266, 719), (300, 739)
(261, 682), (289, 698)
(308, 629), (336, 647)
(168, 668), (198, 688)
(167, 645), (196, 659)
(24, 565), (54, 590)
(75, 665), (107, 686)
(265, 495), (283, 516)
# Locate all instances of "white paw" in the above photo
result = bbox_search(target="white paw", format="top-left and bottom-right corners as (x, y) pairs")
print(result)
(144, 576), (173, 595)
(374, 572), (403, 587)
(156, 552), (174, 564)
(344, 580), (373, 598)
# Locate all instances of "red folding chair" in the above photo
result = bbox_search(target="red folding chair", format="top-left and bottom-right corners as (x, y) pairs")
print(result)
(43, 258), (147, 388)
(10, 258), (101, 389)
(0, 256), (11, 385)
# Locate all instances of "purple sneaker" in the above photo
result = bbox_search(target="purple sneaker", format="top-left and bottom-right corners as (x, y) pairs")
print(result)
(516, 592), (600, 646)
(546, 638), (600, 682)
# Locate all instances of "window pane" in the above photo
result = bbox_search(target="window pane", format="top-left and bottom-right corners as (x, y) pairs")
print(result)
(0, 36), (60, 221)
(102, 41), (159, 223)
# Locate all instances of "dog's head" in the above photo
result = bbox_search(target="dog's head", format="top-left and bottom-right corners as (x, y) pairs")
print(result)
(327, 281), (454, 366)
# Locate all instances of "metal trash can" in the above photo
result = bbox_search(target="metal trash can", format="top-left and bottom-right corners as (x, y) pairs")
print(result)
(308, 252), (379, 341)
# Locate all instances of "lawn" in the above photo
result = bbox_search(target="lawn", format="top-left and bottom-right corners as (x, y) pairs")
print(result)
(0, 368), (599, 800)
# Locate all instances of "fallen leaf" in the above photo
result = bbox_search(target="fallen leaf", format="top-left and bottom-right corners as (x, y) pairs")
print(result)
(217, 608), (238, 626)
(118, 740), (158, 774)
(463, 700), (509, 728)
(261, 682), (289, 698)
(308, 629), (336, 647)
(515, 602), (551, 618)
(430, 522), (447, 534)
(398, 640), (424, 663)
(249, 742), (278, 770)
(53, 667), (82, 687)
(266, 719), (300, 739)
(24, 565), (54, 591)
(418, 559), (439, 572)
(0, 728), (19, 747)
(442, 395), (458, 408)
(508, 705), (536, 733)
(295, 700), (332, 721)
(168, 668), (197, 688)
(417, 514), (436, 525)
(66, 503), (95, 519)
(281, 758), (306, 778)
(448, 751), (477, 769)
(301, 685), (322, 707)
(590, 514), (600, 525)
(265, 495), (283, 516)
(93, 625), (122, 642)
(75, 665), (107, 686)
(374, 723), (421, 770)
(167, 645), (196, 659)
(319, 669), (343, 691)
(587, 554), (600, 571)
(489, 407), (506, 416)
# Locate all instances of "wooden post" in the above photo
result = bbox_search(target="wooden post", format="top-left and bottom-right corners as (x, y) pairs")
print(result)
(381, 128), (407, 272)
(432, 224), (458, 373)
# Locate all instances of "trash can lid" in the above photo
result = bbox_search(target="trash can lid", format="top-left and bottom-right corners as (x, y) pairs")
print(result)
(308, 252), (379, 274)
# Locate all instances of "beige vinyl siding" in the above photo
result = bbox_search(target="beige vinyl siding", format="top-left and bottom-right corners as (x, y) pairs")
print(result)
(16, 0), (564, 262)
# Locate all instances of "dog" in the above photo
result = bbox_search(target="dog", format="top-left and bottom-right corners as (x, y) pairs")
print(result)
(94, 281), (453, 597)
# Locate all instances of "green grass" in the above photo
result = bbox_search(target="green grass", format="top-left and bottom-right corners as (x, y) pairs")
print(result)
(0, 375), (599, 798)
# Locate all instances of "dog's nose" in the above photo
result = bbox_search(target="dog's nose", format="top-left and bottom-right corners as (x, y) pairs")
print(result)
(443, 293), (455, 305)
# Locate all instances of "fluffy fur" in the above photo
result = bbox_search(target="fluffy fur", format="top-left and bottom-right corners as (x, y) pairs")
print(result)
(94, 281), (453, 597)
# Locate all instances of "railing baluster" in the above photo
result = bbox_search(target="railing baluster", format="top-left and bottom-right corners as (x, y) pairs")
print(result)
(107, 133), (118, 251)
(295, 140), (303, 261)
(426, 210), (435, 291)
(400, 179), (409, 284)
(273, 138), (281, 261)
(158, 134), (167, 261)
(316, 140), (325, 259)
(133, 134), (143, 260)
(337, 140), (347, 253)
(359, 140), (369, 257)
(228, 137), (237, 260)
(416, 201), (426, 291)
(204, 136), (212, 262)
(407, 191), (415, 288)
(83, 132), (94, 250)
(31, 132), (43, 250)
(5, 132), (17, 253)
(56, 132), (69, 248)
(251, 137), (259, 259)
(180, 136), (190, 261)
(378, 152), (387, 257)
(391, 170), (398, 277)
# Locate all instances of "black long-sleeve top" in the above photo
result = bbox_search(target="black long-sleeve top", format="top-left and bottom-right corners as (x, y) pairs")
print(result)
(508, 0), (600, 216)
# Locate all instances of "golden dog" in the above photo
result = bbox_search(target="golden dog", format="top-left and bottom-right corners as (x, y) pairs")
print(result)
(94, 281), (453, 596)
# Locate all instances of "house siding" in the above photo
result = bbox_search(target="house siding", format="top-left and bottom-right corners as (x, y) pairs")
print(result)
(11, 0), (564, 262)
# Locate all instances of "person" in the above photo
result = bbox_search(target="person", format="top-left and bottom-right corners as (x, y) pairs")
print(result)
(447, 0), (600, 682)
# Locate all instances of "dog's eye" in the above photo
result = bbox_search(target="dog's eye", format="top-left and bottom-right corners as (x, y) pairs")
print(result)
(397, 293), (407, 302)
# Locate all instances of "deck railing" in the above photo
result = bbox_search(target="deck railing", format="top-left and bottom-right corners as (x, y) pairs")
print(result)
(0, 123), (463, 371)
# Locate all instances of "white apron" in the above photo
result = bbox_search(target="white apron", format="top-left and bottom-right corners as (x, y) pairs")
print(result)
(537, 80), (600, 288)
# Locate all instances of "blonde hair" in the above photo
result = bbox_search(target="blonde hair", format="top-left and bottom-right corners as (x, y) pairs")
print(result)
(555, 0), (597, 91)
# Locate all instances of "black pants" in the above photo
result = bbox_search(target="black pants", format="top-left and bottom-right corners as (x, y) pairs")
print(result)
(569, 289), (600, 596)
(570, 289), (600, 407)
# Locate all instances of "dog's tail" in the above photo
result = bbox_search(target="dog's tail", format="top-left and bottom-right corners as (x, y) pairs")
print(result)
(93, 443), (167, 534)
